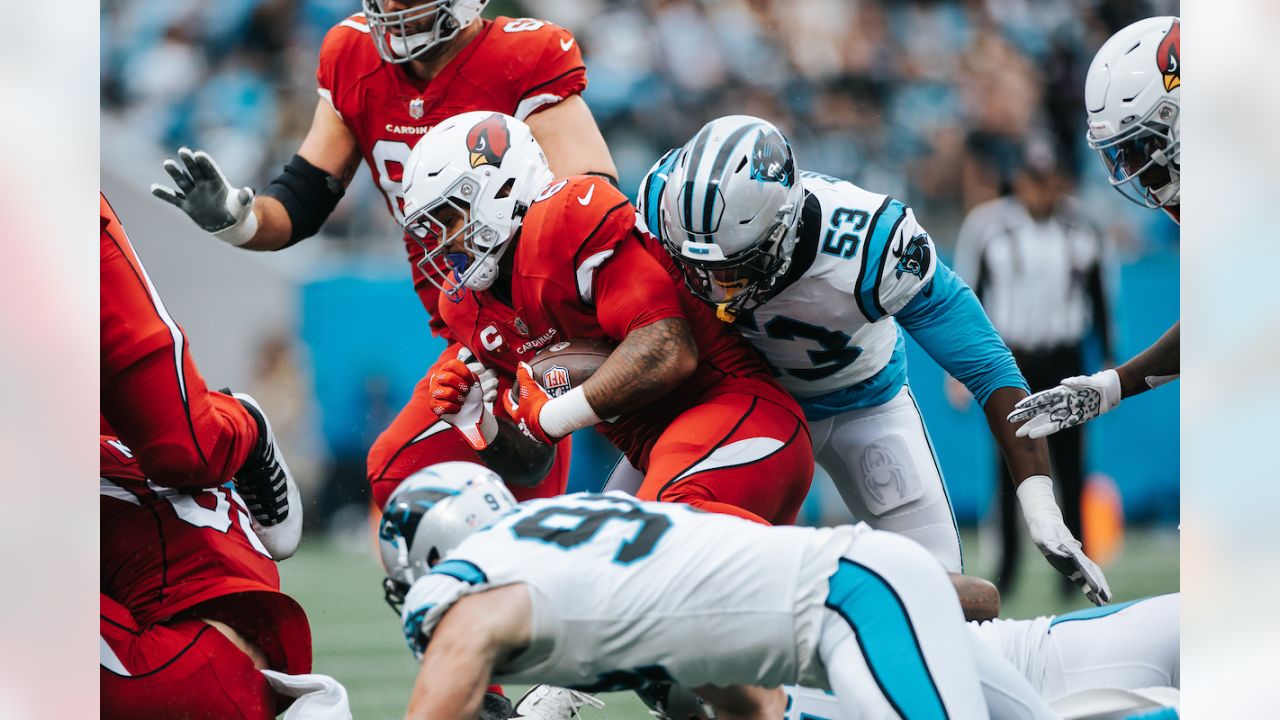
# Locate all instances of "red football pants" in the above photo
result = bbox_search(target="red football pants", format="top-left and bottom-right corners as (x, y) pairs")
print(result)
(100, 194), (257, 489)
(101, 594), (274, 720)
(638, 392), (814, 525)
(367, 345), (571, 509)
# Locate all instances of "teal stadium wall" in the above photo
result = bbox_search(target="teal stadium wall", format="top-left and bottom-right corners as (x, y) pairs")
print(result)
(300, 250), (1179, 525)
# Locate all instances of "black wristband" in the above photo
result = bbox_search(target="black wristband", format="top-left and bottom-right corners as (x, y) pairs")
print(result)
(585, 171), (619, 189)
(260, 154), (345, 247)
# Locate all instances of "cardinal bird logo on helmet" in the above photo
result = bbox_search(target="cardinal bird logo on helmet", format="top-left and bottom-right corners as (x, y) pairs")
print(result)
(467, 113), (512, 168)
(1157, 19), (1180, 92)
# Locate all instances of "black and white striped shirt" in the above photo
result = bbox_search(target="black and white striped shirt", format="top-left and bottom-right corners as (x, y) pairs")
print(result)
(953, 196), (1111, 354)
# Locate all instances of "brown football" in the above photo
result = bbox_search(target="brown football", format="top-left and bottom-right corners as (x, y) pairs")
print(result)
(528, 338), (617, 397)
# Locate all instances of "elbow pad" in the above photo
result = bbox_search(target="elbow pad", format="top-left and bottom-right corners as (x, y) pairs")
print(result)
(260, 154), (345, 246)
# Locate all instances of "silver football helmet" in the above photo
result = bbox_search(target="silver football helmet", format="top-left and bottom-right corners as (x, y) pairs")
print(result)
(658, 115), (804, 321)
(362, 0), (489, 64)
(1085, 17), (1180, 211)
(378, 461), (517, 613)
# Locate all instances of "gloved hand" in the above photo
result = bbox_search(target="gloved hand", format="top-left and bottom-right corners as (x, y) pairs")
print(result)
(428, 357), (498, 451)
(151, 147), (258, 246)
(1007, 369), (1122, 439)
(1017, 476), (1112, 605)
(502, 362), (556, 445)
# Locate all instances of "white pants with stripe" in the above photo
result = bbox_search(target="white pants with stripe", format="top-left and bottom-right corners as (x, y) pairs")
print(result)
(809, 385), (963, 573)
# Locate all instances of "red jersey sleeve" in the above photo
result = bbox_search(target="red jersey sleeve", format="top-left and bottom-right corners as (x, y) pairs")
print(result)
(593, 235), (686, 340)
(495, 18), (587, 119)
(315, 14), (373, 122)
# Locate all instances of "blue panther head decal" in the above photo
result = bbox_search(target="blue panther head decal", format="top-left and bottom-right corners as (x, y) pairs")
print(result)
(893, 233), (932, 280)
(748, 128), (795, 188)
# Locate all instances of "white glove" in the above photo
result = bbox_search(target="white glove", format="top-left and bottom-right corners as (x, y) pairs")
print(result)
(1017, 475), (1112, 606)
(262, 670), (352, 719)
(1007, 369), (1122, 439)
(151, 147), (259, 246)
(429, 348), (499, 450)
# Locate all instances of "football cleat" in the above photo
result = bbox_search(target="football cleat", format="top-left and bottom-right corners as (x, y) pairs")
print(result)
(232, 392), (303, 559)
(513, 685), (605, 719)
(480, 690), (515, 720)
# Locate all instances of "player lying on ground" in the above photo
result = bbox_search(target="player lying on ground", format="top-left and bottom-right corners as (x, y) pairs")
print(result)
(379, 462), (1068, 720)
(783, 593), (1179, 719)
(1008, 17), (1181, 439)
(637, 116), (1108, 604)
(101, 436), (349, 719)
(150, 0), (618, 515)
(101, 192), (301, 559)
(400, 111), (815, 526)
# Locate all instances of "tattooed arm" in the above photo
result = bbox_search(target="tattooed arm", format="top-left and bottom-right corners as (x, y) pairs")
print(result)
(581, 318), (699, 420)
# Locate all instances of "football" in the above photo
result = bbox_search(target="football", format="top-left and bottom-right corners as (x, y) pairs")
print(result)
(528, 338), (617, 397)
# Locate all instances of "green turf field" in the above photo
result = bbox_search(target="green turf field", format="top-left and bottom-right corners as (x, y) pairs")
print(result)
(280, 526), (1178, 719)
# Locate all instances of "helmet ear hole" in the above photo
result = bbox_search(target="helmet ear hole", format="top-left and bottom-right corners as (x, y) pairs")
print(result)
(495, 178), (516, 199)
(427, 546), (442, 568)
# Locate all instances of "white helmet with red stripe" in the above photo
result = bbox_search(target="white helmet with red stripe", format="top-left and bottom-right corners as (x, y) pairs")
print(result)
(1085, 17), (1181, 211)
(362, 0), (489, 64)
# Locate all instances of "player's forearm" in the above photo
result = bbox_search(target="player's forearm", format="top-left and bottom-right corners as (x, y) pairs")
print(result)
(237, 196), (296, 251)
(984, 386), (1052, 484)
(405, 635), (495, 720)
(1115, 321), (1179, 398)
(582, 318), (699, 419)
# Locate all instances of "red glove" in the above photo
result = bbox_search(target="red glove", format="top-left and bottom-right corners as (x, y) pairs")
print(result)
(502, 362), (555, 445)
(429, 358), (496, 450)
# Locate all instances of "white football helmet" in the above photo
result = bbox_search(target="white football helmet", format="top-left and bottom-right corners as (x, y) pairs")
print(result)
(1085, 16), (1180, 211)
(362, 0), (488, 65)
(658, 115), (804, 321)
(401, 111), (554, 301)
(377, 461), (517, 613)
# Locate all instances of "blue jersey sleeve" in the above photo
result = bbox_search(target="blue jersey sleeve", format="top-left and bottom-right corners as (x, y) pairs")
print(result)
(896, 260), (1028, 407)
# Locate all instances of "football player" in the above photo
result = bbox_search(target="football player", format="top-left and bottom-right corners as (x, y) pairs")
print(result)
(638, 116), (1108, 605)
(101, 437), (350, 719)
(380, 463), (1062, 720)
(101, 192), (301, 559)
(1007, 17), (1181, 438)
(403, 111), (815, 526)
(149, 0), (618, 511)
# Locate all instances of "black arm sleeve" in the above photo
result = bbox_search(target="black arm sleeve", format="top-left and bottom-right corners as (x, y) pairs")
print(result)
(259, 154), (345, 247)
(476, 418), (556, 487)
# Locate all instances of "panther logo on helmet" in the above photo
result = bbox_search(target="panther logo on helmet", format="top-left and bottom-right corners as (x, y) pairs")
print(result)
(1157, 19), (1180, 92)
(748, 128), (795, 188)
(892, 233), (932, 280)
(467, 113), (512, 168)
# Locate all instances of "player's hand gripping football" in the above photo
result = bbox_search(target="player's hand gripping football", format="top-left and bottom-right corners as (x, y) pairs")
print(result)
(1018, 476), (1112, 605)
(502, 362), (557, 445)
(151, 147), (258, 246)
(428, 349), (499, 451)
(1006, 369), (1122, 439)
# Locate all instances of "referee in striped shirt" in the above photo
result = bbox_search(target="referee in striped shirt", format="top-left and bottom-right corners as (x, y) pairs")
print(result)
(954, 139), (1113, 597)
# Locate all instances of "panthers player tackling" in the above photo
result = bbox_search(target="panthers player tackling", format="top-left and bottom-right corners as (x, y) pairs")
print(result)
(1008, 17), (1181, 438)
(149, 0), (619, 513)
(403, 111), (815, 527)
(638, 116), (1109, 604)
(380, 463), (1066, 720)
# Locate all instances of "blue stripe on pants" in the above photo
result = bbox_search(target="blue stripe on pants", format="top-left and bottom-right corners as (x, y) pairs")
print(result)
(825, 558), (948, 720)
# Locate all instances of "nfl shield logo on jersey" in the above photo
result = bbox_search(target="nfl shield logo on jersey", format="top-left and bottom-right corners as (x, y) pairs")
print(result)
(514, 316), (530, 336)
(542, 366), (572, 397)
(409, 97), (424, 119)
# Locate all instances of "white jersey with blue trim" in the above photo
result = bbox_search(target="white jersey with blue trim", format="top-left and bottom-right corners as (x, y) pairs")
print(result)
(402, 491), (858, 691)
(638, 163), (936, 402)
(735, 172), (936, 398)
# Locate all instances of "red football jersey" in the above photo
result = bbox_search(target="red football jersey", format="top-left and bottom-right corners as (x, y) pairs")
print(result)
(100, 436), (310, 673)
(439, 176), (801, 468)
(316, 14), (586, 332)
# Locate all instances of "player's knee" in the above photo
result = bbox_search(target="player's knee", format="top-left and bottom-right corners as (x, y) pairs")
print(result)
(137, 446), (213, 488)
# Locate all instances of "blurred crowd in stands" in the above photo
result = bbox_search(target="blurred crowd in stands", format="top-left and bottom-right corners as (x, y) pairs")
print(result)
(102, 0), (1180, 256)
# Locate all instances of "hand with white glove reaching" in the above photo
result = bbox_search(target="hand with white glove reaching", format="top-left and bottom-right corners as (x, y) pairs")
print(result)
(1017, 475), (1112, 605)
(428, 348), (500, 450)
(151, 147), (259, 246)
(1007, 369), (1122, 439)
